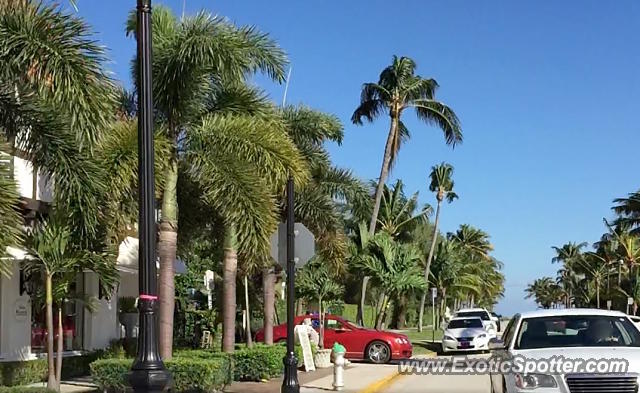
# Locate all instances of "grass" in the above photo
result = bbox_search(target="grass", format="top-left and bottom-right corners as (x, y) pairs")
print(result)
(404, 328), (443, 356)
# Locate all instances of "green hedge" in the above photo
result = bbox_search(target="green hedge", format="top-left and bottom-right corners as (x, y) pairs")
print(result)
(0, 388), (56, 393)
(0, 351), (119, 387)
(90, 355), (232, 393)
(0, 359), (46, 387)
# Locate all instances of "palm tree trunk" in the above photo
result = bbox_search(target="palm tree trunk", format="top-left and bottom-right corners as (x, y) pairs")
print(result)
(418, 200), (442, 332)
(596, 280), (600, 309)
(262, 268), (275, 345)
(359, 115), (399, 326)
(375, 294), (389, 330)
(222, 226), (238, 353)
(56, 306), (63, 384)
(391, 296), (407, 329)
(244, 275), (253, 348)
(45, 275), (57, 391)
(158, 158), (179, 360)
(357, 276), (370, 326)
(369, 115), (398, 235)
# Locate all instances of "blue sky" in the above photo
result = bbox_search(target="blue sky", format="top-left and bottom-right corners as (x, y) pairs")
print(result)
(71, 0), (640, 315)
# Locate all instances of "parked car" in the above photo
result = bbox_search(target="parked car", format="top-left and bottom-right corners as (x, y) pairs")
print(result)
(489, 308), (640, 393)
(442, 316), (491, 353)
(255, 314), (412, 364)
(454, 307), (497, 337)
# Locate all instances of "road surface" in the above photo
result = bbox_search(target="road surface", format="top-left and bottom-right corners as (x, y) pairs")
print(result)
(381, 354), (492, 393)
(381, 372), (491, 393)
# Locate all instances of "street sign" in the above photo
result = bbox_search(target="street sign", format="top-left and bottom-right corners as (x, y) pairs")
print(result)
(269, 222), (315, 268)
(628, 297), (634, 306)
(431, 287), (437, 300)
(607, 300), (612, 310)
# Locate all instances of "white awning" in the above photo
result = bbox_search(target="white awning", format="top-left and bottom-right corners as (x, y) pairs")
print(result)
(117, 236), (186, 275)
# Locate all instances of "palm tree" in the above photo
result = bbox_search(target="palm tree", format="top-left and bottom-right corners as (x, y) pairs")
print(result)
(125, 6), (300, 356)
(297, 260), (344, 348)
(613, 190), (640, 234)
(258, 106), (369, 344)
(355, 233), (426, 329)
(418, 163), (457, 332)
(23, 220), (118, 391)
(525, 277), (560, 309)
(351, 56), (461, 325)
(377, 179), (432, 241)
(0, 144), (21, 276)
(578, 252), (613, 308)
(351, 56), (462, 236)
(551, 242), (587, 307)
(0, 1), (116, 248)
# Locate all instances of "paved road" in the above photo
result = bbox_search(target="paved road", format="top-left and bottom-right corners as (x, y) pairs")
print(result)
(381, 354), (493, 393)
(381, 372), (490, 393)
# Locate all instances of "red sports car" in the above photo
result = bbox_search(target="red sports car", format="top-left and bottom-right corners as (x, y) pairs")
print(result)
(255, 314), (412, 364)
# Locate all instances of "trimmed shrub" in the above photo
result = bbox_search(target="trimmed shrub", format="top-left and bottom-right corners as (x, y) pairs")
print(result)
(232, 344), (287, 382)
(61, 352), (103, 379)
(0, 359), (47, 387)
(0, 388), (56, 393)
(90, 355), (232, 393)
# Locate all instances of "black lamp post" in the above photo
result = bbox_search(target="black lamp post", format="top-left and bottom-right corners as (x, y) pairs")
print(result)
(281, 176), (300, 393)
(129, 1), (172, 392)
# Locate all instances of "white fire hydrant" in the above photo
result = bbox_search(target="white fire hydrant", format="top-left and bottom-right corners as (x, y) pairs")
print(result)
(332, 343), (346, 391)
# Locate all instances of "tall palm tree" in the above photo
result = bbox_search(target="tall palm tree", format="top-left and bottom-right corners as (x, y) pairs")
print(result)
(579, 252), (613, 308)
(351, 56), (462, 236)
(351, 56), (462, 325)
(418, 162), (457, 332)
(125, 6), (296, 356)
(525, 277), (559, 309)
(377, 179), (432, 241)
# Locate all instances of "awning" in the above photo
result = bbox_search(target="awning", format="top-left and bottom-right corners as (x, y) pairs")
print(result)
(117, 236), (186, 275)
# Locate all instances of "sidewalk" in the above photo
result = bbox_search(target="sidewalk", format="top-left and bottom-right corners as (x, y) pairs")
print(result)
(27, 377), (97, 393)
(225, 362), (400, 393)
(301, 363), (399, 393)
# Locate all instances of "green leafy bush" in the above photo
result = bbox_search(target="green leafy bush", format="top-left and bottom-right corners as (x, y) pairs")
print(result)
(0, 387), (57, 393)
(60, 352), (102, 379)
(232, 344), (309, 382)
(90, 355), (232, 393)
(0, 359), (46, 386)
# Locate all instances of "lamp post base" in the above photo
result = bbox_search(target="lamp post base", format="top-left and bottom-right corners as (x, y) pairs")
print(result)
(129, 367), (172, 393)
(281, 352), (300, 393)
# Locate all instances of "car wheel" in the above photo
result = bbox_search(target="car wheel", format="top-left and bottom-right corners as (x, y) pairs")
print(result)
(366, 341), (391, 364)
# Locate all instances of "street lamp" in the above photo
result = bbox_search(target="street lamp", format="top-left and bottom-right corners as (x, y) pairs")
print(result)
(129, 1), (172, 392)
(281, 176), (300, 393)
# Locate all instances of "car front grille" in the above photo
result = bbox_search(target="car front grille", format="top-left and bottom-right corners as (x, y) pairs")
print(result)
(566, 374), (638, 393)
(457, 337), (473, 342)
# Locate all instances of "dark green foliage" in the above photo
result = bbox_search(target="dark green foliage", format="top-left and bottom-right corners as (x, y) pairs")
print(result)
(231, 344), (286, 381)
(91, 355), (233, 393)
(118, 297), (137, 313)
(0, 353), (107, 386)
(0, 359), (46, 387)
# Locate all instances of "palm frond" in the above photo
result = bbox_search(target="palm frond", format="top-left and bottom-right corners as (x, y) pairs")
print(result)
(412, 99), (462, 147)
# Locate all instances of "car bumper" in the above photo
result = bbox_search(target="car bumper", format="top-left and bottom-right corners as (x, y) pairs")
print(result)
(442, 339), (489, 352)
(392, 343), (413, 359)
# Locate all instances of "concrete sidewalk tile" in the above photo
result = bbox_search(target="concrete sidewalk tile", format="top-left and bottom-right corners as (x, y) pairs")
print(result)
(301, 363), (398, 393)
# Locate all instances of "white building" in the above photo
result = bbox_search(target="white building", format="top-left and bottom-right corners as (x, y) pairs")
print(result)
(0, 153), (141, 361)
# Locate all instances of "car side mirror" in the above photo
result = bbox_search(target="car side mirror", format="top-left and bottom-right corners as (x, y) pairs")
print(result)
(488, 337), (505, 350)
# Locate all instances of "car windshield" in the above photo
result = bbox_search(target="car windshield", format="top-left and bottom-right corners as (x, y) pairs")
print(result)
(448, 318), (483, 329)
(516, 315), (640, 349)
(456, 311), (490, 321)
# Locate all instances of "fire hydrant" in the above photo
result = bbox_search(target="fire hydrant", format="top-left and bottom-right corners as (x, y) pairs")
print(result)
(332, 342), (346, 391)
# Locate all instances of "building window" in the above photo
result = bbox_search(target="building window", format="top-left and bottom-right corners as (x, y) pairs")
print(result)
(30, 274), (85, 352)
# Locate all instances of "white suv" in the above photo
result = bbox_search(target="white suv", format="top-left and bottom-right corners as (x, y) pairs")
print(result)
(453, 307), (498, 337)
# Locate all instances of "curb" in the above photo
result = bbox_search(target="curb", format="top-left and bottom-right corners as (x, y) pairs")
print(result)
(356, 371), (402, 393)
